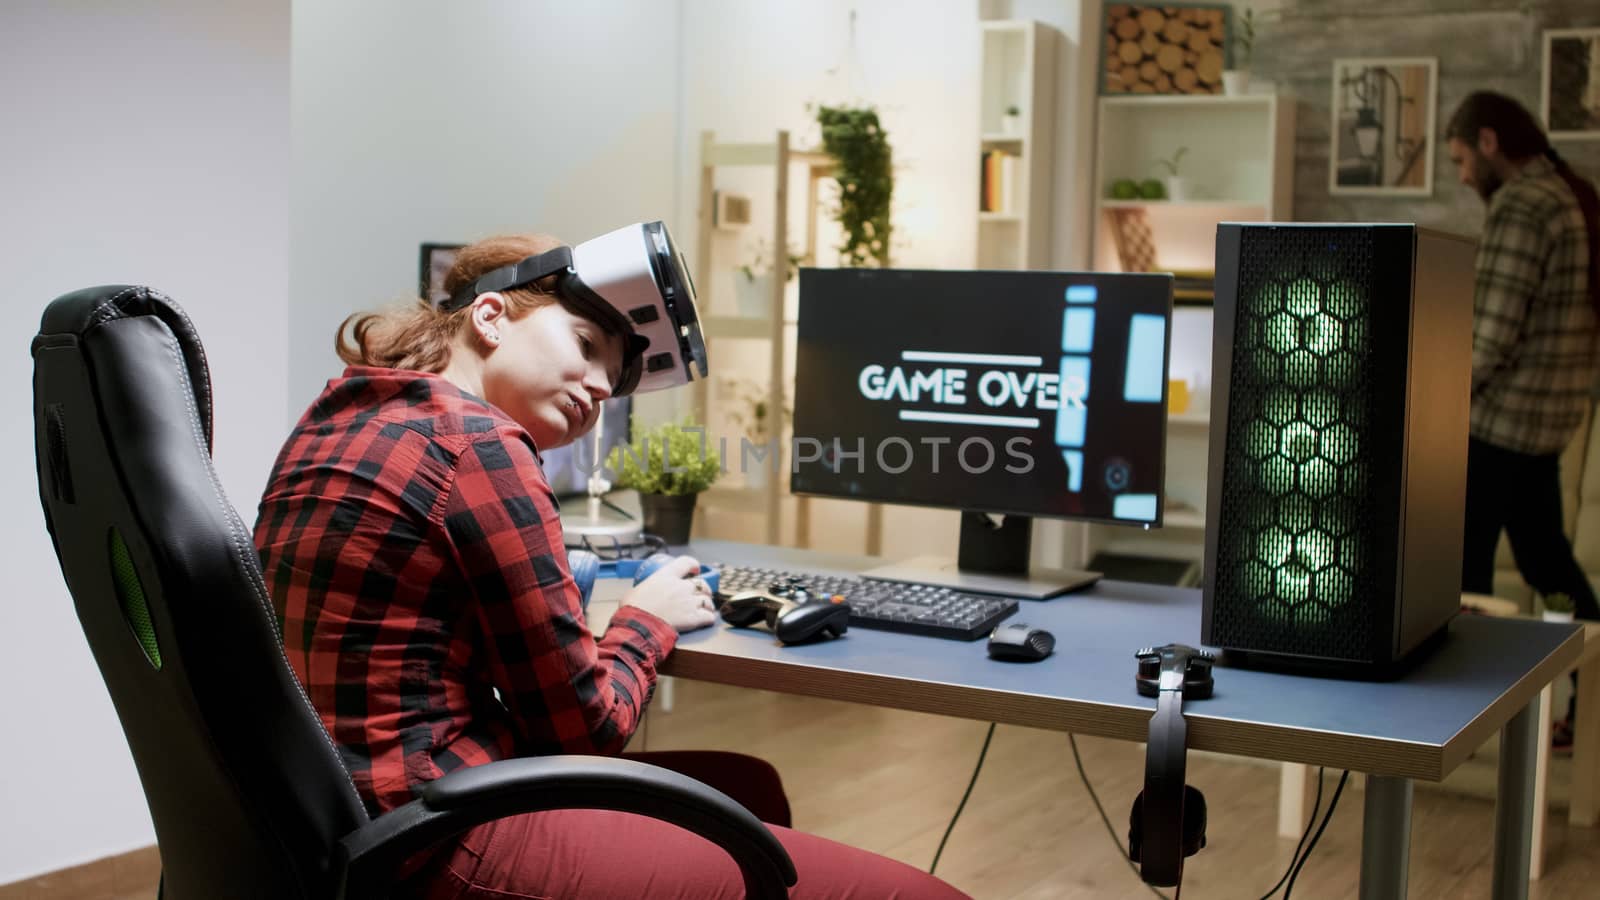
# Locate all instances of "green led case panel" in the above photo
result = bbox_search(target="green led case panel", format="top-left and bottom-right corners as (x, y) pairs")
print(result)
(1212, 227), (1392, 662)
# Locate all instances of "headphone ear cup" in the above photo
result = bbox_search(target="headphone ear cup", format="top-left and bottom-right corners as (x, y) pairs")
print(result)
(1182, 785), (1208, 856)
(568, 549), (599, 612)
(632, 552), (678, 585)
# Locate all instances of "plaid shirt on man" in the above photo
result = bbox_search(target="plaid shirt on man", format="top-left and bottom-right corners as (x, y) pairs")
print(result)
(1471, 156), (1598, 455)
(254, 368), (676, 815)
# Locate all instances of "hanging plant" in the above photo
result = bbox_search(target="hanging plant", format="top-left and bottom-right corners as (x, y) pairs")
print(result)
(815, 104), (893, 267)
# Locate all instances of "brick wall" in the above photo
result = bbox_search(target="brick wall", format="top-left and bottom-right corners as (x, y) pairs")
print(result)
(1252, 0), (1600, 233)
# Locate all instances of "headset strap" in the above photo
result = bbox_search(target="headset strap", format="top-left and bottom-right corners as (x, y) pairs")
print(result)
(438, 245), (649, 395)
(439, 246), (576, 312)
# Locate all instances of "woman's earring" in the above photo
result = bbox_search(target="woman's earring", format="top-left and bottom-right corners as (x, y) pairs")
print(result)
(485, 330), (500, 345)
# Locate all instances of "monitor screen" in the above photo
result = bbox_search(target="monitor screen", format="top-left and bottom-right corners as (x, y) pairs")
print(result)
(419, 242), (465, 306)
(791, 268), (1172, 526)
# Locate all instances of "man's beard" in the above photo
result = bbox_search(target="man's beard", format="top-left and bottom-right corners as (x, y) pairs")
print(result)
(1475, 158), (1504, 203)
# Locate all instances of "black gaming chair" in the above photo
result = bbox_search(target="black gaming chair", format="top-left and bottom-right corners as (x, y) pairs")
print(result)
(30, 285), (797, 900)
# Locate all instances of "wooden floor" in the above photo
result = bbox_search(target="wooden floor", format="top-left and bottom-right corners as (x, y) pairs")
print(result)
(10, 676), (1598, 899)
(636, 677), (1600, 900)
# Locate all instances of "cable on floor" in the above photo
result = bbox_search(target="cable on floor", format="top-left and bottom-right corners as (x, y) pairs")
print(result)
(929, 722), (997, 876)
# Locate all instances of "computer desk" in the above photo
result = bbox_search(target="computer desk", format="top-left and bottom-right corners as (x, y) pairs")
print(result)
(593, 539), (1582, 900)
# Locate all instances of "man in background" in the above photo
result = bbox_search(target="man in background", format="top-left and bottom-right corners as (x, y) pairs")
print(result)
(1447, 91), (1600, 749)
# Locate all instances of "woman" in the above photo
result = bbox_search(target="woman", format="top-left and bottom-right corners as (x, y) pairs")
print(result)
(254, 232), (968, 898)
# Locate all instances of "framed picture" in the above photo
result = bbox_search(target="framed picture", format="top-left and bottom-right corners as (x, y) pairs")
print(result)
(1100, 4), (1231, 95)
(1542, 28), (1600, 140)
(712, 190), (752, 229)
(1329, 58), (1437, 197)
(418, 242), (464, 306)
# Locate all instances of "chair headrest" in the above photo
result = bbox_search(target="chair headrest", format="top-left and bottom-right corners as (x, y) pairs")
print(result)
(33, 285), (213, 448)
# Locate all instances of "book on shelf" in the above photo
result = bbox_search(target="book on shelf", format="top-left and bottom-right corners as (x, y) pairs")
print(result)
(979, 149), (1019, 214)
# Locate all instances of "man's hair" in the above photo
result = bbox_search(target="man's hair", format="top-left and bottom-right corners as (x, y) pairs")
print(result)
(1448, 91), (1599, 317)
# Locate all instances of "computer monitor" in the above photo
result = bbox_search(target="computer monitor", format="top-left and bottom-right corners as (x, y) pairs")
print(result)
(791, 267), (1173, 598)
(419, 242), (464, 307)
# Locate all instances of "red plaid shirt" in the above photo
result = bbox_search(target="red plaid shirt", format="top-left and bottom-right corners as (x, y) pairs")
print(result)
(254, 367), (676, 814)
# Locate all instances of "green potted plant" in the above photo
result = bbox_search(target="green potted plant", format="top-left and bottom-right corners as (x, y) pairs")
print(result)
(608, 419), (721, 545)
(1542, 592), (1576, 624)
(815, 104), (893, 268)
(1223, 7), (1256, 96)
(1155, 146), (1190, 202)
(734, 238), (806, 319)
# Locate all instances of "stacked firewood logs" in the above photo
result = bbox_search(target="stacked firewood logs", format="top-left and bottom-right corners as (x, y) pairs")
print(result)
(1103, 5), (1227, 95)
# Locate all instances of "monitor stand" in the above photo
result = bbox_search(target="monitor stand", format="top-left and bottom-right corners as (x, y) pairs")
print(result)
(860, 511), (1102, 600)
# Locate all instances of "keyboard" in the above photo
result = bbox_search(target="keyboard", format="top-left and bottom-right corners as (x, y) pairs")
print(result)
(714, 565), (1019, 641)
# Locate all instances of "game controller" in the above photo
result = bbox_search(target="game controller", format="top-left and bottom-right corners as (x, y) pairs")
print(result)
(718, 577), (851, 645)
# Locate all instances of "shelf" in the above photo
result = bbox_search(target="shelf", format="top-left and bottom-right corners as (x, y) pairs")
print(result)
(1163, 509), (1206, 530)
(981, 20), (1031, 35)
(1168, 412), (1210, 427)
(978, 212), (1022, 223)
(704, 143), (833, 169)
(1101, 93), (1277, 108)
(981, 132), (1026, 144)
(1098, 199), (1268, 210)
(703, 315), (795, 338)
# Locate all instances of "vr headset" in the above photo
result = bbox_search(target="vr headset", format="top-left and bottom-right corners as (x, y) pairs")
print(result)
(438, 221), (708, 397)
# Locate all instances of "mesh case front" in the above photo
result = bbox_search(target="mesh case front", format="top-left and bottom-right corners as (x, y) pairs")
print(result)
(1205, 225), (1413, 665)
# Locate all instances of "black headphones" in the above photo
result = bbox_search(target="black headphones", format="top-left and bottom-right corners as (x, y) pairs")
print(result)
(1127, 643), (1214, 887)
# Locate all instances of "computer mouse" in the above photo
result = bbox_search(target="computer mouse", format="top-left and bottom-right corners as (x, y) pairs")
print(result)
(987, 622), (1055, 662)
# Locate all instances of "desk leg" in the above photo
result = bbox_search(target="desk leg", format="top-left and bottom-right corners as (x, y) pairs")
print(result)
(1493, 695), (1540, 900)
(1360, 774), (1412, 900)
(1531, 684), (1553, 880)
(1278, 763), (1318, 838)
(1572, 659), (1600, 827)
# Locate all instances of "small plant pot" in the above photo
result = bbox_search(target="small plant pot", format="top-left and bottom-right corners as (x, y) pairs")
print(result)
(1164, 176), (1190, 202)
(1001, 113), (1022, 136)
(1222, 70), (1251, 96)
(639, 492), (698, 546)
(733, 273), (773, 319)
(1542, 609), (1575, 624)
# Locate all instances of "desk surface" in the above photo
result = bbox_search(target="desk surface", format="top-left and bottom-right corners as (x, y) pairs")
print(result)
(631, 540), (1583, 781)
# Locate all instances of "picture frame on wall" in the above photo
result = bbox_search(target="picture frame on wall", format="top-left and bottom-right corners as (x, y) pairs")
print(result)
(1100, 3), (1231, 95)
(1542, 28), (1600, 140)
(1329, 58), (1437, 197)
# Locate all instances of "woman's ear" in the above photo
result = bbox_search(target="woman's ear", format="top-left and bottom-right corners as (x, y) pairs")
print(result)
(471, 292), (508, 349)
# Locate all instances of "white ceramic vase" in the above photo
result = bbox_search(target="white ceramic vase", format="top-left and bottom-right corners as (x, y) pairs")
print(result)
(1164, 176), (1190, 202)
(1222, 70), (1251, 96)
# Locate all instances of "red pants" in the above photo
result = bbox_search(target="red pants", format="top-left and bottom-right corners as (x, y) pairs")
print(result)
(409, 750), (970, 899)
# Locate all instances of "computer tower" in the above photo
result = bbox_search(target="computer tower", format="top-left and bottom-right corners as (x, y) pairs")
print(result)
(1202, 223), (1476, 678)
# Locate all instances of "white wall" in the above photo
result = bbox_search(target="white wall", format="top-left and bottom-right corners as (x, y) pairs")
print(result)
(677, 0), (1094, 562)
(0, 0), (291, 882)
(289, 1), (684, 420)
(0, 0), (1101, 880)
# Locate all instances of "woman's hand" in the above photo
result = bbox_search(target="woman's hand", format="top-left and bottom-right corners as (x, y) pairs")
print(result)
(621, 555), (718, 633)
